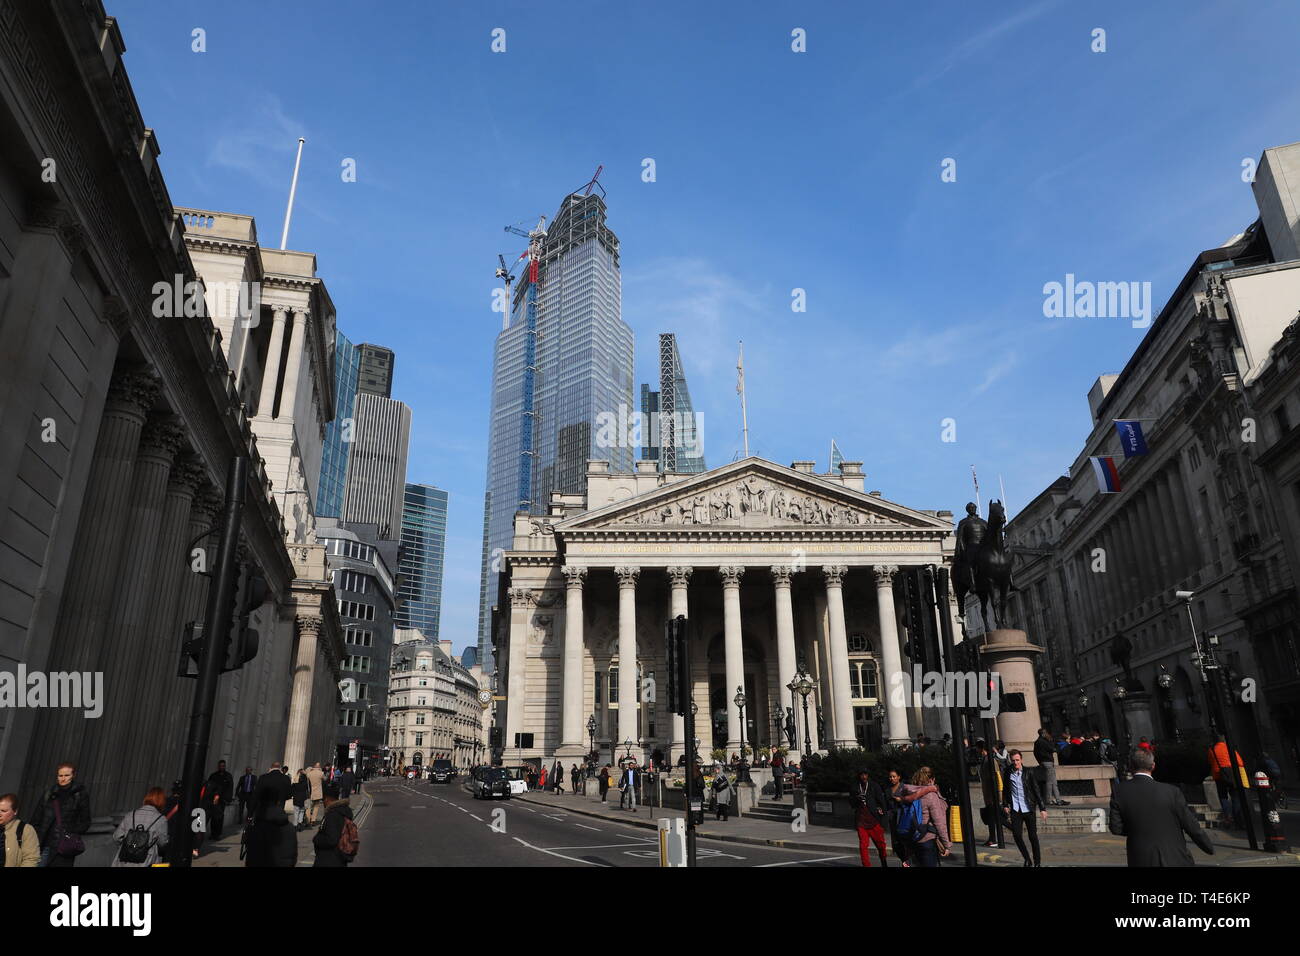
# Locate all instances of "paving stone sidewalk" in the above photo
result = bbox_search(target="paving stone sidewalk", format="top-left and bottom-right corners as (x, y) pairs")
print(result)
(195, 791), (373, 867)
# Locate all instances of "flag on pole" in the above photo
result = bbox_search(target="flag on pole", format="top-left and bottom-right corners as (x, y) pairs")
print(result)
(830, 439), (845, 474)
(1113, 420), (1149, 458)
(1089, 456), (1123, 494)
(736, 343), (745, 395)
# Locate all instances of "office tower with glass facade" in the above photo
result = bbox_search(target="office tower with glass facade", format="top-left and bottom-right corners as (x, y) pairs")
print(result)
(318, 330), (360, 518)
(342, 392), (412, 540)
(357, 343), (395, 398)
(476, 189), (634, 669)
(397, 482), (449, 639)
(639, 332), (706, 474)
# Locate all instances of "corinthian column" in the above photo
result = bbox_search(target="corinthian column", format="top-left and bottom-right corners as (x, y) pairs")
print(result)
(667, 566), (692, 762)
(505, 587), (534, 752)
(873, 565), (909, 745)
(720, 565), (746, 754)
(258, 306), (288, 418)
(22, 367), (159, 794)
(284, 615), (324, 774)
(277, 309), (309, 422)
(823, 565), (857, 748)
(560, 566), (587, 753)
(771, 566), (799, 757)
(615, 567), (641, 755)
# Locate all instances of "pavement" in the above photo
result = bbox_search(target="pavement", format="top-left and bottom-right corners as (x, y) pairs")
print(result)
(194, 790), (375, 867)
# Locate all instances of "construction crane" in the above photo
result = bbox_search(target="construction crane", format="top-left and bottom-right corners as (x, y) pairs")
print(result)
(494, 254), (515, 332)
(499, 215), (548, 514)
(583, 164), (603, 196)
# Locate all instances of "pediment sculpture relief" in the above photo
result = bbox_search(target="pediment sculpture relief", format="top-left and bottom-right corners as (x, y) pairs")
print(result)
(614, 475), (890, 527)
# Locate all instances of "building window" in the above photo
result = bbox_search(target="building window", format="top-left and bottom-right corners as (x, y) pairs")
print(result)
(848, 659), (878, 701)
(847, 633), (869, 653)
(415, 733), (424, 746)
(416, 715), (425, 725)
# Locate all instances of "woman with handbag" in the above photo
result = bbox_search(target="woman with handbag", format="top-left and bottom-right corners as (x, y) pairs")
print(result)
(33, 763), (91, 867)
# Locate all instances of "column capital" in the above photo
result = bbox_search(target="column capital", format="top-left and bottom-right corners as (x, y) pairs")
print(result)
(292, 307), (311, 321)
(771, 565), (795, 588)
(719, 565), (745, 587)
(168, 455), (208, 495)
(190, 485), (223, 523)
(508, 587), (535, 608)
(615, 566), (641, 588)
(138, 414), (188, 463)
(561, 565), (587, 587)
(822, 565), (848, 587)
(872, 564), (899, 587)
(105, 367), (160, 417)
(296, 615), (323, 638)
(269, 305), (290, 320)
(667, 566), (693, 587)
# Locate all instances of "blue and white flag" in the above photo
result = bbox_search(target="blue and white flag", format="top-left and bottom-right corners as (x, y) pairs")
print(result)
(1114, 420), (1148, 458)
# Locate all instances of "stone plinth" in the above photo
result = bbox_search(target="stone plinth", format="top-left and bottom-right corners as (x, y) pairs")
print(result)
(980, 628), (1044, 758)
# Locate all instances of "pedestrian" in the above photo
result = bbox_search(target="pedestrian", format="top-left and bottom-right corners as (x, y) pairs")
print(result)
(0, 793), (40, 867)
(849, 769), (889, 867)
(975, 740), (1004, 848)
(292, 770), (309, 830)
(1034, 727), (1068, 806)
(771, 751), (785, 799)
(31, 762), (90, 867)
(1001, 750), (1048, 867)
(245, 761), (296, 868)
(898, 767), (950, 867)
(339, 763), (356, 800)
(235, 766), (256, 820)
(312, 782), (357, 867)
(1109, 747), (1213, 866)
(204, 759), (233, 840)
(599, 765), (611, 803)
(570, 764), (580, 795)
(711, 767), (732, 821)
(1207, 734), (1246, 829)
(305, 762), (325, 826)
(620, 762), (639, 812)
(552, 759), (564, 795)
(111, 787), (170, 868)
(885, 769), (912, 867)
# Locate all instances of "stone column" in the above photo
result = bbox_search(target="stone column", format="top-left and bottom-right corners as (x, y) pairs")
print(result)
(1152, 472), (1183, 582)
(719, 566), (746, 755)
(667, 566), (692, 763)
(22, 367), (158, 795)
(771, 566), (798, 757)
(277, 308), (309, 422)
(873, 565), (910, 745)
(84, 414), (187, 812)
(504, 588), (534, 752)
(559, 566), (587, 754)
(258, 306), (288, 418)
(284, 615), (323, 776)
(615, 567), (641, 756)
(823, 566), (857, 748)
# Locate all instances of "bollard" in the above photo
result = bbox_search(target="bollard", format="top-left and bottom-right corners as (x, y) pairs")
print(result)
(1254, 771), (1289, 854)
(658, 816), (687, 867)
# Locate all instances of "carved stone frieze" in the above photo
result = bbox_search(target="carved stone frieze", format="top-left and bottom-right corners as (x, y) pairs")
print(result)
(612, 474), (891, 528)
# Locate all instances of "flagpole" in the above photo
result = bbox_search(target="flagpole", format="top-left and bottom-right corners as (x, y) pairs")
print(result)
(738, 341), (750, 458)
(999, 474), (1008, 514)
(971, 465), (981, 513)
(280, 136), (306, 251)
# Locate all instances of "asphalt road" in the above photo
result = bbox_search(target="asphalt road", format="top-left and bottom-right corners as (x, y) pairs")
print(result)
(357, 777), (858, 867)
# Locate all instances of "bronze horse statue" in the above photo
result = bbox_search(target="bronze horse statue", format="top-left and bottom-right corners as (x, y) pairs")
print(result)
(953, 500), (1015, 632)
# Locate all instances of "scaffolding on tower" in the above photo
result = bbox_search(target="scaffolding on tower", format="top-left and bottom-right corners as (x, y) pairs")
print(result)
(503, 215), (547, 514)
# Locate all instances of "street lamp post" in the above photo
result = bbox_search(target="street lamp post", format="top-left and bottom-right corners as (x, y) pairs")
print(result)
(734, 686), (750, 782)
(790, 666), (815, 757)
(587, 714), (597, 772)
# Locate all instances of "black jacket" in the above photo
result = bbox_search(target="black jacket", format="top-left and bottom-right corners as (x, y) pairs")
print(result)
(250, 770), (292, 822)
(32, 783), (91, 848)
(849, 779), (888, 827)
(205, 769), (234, 804)
(292, 775), (309, 806)
(1108, 774), (1214, 866)
(338, 771), (356, 798)
(244, 769), (296, 868)
(313, 800), (355, 867)
(1000, 767), (1046, 813)
(237, 773), (257, 798)
(1032, 736), (1056, 765)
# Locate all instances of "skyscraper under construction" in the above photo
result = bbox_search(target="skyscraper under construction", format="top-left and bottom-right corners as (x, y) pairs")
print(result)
(476, 178), (634, 670)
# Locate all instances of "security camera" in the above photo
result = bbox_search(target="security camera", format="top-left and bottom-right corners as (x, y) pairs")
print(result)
(1175, 590), (1195, 600)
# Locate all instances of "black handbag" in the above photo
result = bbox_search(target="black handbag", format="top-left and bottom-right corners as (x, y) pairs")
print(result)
(52, 797), (85, 857)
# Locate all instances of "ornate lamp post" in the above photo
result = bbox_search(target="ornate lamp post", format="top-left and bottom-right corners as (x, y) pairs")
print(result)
(790, 667), (815, 756)
(734, 686), (750, 783)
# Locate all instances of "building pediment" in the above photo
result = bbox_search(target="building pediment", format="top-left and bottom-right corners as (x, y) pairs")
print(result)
(554, 459), (949, 534)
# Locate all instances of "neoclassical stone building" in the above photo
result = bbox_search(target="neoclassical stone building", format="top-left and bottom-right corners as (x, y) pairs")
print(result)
(495, 457), (956, 766)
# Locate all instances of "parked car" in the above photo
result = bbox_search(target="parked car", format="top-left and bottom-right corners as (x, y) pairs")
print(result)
(429, 759), (456, 784)
(472, 767), (512, 800)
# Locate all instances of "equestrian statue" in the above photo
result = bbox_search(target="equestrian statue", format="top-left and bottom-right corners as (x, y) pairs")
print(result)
(952, 500), (1016, 633)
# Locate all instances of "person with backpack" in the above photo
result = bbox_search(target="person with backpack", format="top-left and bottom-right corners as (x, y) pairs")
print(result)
(0, 793), (40, 867)
(31, 762), (91, 867)
(710, 767), (732, 821)
(313, 782), (357, 867)
(849, 769), (890, 867)
(598, 764), (611, 803)
(292, 770), (310, 830)
(112, 788), (170, 868)
(885, 769), (912, 866)
(897, 767), (950, 867)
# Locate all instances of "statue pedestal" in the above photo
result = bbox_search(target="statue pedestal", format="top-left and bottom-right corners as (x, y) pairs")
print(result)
(1119, 691), (1156, 745)
(980, 629), (1044, 761)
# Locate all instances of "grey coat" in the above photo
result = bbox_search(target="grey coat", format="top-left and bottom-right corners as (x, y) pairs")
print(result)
(111, 805), (170, 867)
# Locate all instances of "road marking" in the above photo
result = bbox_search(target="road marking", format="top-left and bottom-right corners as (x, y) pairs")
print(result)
(544, 842), (653, 850)
(754, 854), (854, 867)
(574, 824), (602, 832)
(469, 813), (483, 822)
(513, 837), (610, 866)
(410, 805), (426, 809)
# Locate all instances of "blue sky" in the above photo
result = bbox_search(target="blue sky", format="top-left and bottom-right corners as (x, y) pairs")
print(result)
(114, 0), (1300, 656)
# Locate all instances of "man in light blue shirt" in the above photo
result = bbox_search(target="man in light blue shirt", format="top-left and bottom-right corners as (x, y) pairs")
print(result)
(1000, 750), (1048, 867)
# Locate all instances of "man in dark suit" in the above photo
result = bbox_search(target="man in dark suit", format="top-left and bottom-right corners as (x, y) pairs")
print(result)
(1109, 747), (1213, 866)
(204, 760), (234, 839)
(1001, 749), (1048, 866)
(246, 761), (297, 867)
(235, 767), (257, 820)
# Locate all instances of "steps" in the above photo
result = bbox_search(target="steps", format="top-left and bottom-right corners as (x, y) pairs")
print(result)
(744, 797), (798, 823)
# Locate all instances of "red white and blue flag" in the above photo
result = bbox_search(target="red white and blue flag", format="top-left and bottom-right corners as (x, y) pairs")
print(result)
(1114, 420), (1149, 458)
(1089, 456), (1122, 494)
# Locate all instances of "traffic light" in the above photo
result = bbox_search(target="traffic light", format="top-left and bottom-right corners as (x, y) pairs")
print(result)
(665, 615), (689, 717)
(224, 569), (268, 672)
(489, 727), (503, 749)
(902, 568), (937, 671)
(178, 621), (203, 678)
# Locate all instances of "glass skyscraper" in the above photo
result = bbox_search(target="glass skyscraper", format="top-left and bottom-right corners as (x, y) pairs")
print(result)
(397, 482), (448, 639)
(318, 330), (360, 518)
(476, 190), (634, 669)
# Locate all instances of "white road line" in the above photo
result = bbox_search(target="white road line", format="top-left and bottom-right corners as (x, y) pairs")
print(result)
(469, 813), (483, 822)
(410, 805), (426, 809)
(754, 854), (855, 867)
(513, 837), (610, 866)
(544, 842), (653, 850)
(574, 824), (602, 832)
